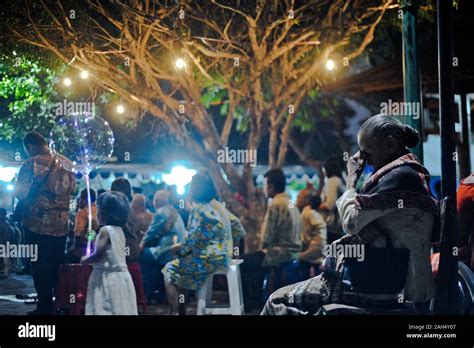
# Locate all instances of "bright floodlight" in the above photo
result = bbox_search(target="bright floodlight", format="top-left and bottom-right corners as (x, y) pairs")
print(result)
(175, 58), (186, 70)
(325, 59), (335, 71)
(0, 167), (18, 182)
(6, 184), (14, 191)
(162, 165), (197, 195)
(63, 77), (72, 86)
(80, 70), (89, 79)
(116, 104), (125, 114)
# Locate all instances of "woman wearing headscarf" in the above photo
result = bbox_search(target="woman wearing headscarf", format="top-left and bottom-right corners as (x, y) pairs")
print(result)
(262, 114), (438, 315)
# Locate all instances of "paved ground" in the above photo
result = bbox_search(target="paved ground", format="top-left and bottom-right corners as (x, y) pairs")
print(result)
(0, 274), (36, 315)
(0, 273), (260, 316)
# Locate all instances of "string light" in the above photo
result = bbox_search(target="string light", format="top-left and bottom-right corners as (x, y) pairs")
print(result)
(325, 59), (335, 71)
(175, 58), (186, 70)
(63, 77), (72, 86)
(116, 104), (125, 114)
(80, 70), (89, 79)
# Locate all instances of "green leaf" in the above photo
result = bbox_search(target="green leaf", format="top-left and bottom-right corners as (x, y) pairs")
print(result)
(220, 100), (229, 116)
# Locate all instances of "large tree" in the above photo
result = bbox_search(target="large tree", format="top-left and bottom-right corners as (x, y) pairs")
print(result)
(6, 0), (394, 249)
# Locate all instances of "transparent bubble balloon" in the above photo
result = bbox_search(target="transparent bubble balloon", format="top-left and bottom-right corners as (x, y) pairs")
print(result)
(49, 114), (114, 174)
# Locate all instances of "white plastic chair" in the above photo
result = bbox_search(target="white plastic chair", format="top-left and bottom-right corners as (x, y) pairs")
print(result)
(197, 259), (244, 315)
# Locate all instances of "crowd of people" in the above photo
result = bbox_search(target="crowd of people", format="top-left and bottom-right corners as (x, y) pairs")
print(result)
(2, 113), (473, 315)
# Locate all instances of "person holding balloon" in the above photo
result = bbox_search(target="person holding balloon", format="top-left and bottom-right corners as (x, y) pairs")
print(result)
(81, 191), (138, 315)
(14, 131), (76, 315)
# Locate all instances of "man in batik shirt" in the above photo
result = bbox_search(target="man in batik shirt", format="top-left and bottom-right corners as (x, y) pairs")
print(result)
(15, 131), (76, 315)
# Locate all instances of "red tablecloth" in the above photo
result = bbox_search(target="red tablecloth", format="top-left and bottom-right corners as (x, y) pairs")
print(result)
(56, 262), (146, 315)
(56, 264), (93, 315)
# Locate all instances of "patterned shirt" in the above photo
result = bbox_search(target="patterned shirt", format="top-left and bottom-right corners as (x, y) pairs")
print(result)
(74, 204), (99, 237)
(180, 202), (233, 259)
(161, 202), (233, 290)
(210, 199), (246, 242)
(15, 149), (76, 236)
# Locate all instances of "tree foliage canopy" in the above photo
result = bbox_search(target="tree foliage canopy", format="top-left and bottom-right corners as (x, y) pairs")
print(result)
(0, 54), (60, 141)
(2, 0), (397, 245)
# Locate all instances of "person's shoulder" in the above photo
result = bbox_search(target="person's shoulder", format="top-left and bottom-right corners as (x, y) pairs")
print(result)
(190, 203), (211, 219)
(312, 210), (326, 225)
(300, 206), (311, 217)
(98, 225), (112, 236)
(380, 165), (429, 194)
(458, 178), (474, 202)
(271, 193), (290, 206)
(19, 156), (35, 170)
(167, 205), (180, 215)
(269, 199), (287, 215)
(103, 224), (124, 234)
(387, 165), (424, 183)
(310, 207), (324, 218)
(328, 176), (342, 184)
(55, 153), (73, 166)
(189, 203), (222, 227)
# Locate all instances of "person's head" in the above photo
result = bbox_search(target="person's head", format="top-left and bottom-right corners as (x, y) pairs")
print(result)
(97, 189), (106, 198)
(96, 191), (130, 227)
(263, 168), (286, 198)
(79, 188), (96, 208)
(153, 190), (170, 210)
(323, 155), (343, 179)
(110, 178), (133, 202)
(296, 182), (315, 211)
(358, 114), (420, 171)
(189, 171), (216, 203)
(23, 131), (48, 158)
(131, 193), (147, 213)
(308, 194), (322, 211)
(0, 208), (7, 220)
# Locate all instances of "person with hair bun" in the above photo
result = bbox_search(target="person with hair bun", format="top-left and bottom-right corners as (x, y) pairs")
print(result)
(262, 114), (438, 315)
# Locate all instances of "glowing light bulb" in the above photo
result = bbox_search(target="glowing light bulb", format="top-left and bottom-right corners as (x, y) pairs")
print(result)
(162, 165), (196, 195)
(0, 167), (18, 182)
(325, 59), (335, 71)
(116, 104), (125, 114)
(80, 70), (89, 79)
(63, 77), (72, 86)
(175, 58), (186, 70)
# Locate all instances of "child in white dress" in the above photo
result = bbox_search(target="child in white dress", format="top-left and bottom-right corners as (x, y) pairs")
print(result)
(81, 191), (138, 315)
